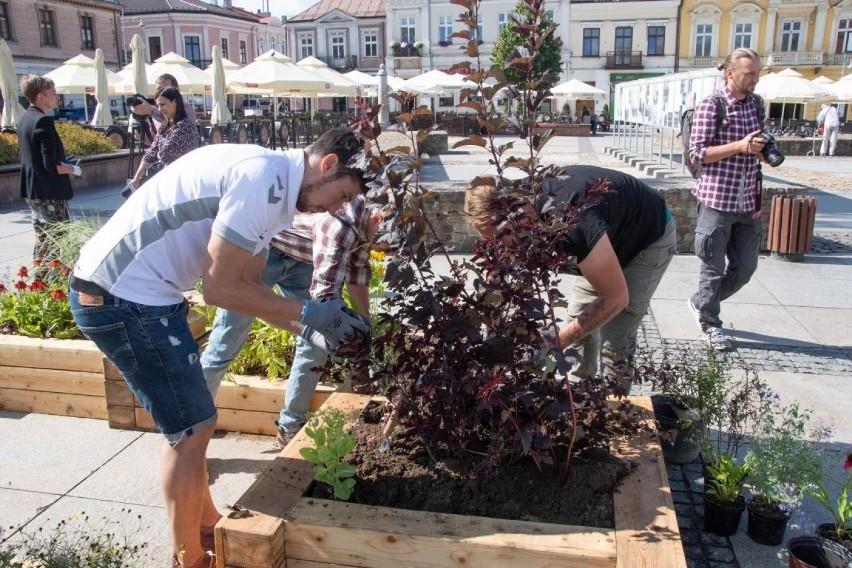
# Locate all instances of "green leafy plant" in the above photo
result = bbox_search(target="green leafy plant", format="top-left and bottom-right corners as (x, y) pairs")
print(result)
(706, 454), (750, 504)
(0, 510), (151, 567)
(808, 451), (852, 541)
(0, 263), (78, 339)
(55, 122), (116, 157)
(745, 402), (828, 512)
(299, 408), (357, 500)
(491, 0), (563, 90)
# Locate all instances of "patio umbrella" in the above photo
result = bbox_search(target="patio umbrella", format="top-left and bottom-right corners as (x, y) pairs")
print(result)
(550, 78), (607, 100)
(296, 56), (359, 96)
(116, 52), (210, 96)
(812, 76), (834, 85)
(90, 48), (113, 126)
(227, 50), (327, 96)
(344, 69), (379, 96)
(403, 69), (472, 95)
(754, 69), (835, 127)
(45, 54), (122, 122)
(209, 45), (231, 125)
(827, 79), (852, 101)
(0, 38), (25, 128)
(129, 34), (148, 97)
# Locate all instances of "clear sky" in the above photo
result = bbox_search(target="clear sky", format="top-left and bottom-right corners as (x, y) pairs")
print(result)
(230, 0), (317, 19)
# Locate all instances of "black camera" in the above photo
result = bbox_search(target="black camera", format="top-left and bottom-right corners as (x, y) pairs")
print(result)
(756, 132), (785, 167)
(125, 94), (143, 107)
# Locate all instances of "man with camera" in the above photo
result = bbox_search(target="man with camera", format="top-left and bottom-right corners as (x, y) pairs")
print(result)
(128, 73), (196, 130)
(687, 47), (771, 351)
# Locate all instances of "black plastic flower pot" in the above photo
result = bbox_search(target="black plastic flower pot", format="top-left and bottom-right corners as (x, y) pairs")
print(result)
(651, 394), (703, 464)
(747, 498), (791, 546)
(787, 536), (852, 568)
(815, 523), (852, 552)
(704, 494), (746, 537)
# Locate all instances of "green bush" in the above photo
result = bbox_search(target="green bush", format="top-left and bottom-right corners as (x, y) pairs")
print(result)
(0, 122), (115, 166)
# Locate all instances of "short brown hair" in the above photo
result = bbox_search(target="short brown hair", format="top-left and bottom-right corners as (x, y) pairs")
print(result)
(464, 185), (498, 233)
(20, 75), (55, 104)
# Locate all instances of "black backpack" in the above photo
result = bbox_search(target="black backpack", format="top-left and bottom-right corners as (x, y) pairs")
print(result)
(680, 92), (765, 178)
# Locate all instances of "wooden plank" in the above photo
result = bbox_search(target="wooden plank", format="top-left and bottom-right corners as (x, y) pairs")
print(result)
(790, 198), (802, 253)
(0, 336), (103, 372)
(104, 378), (136, 407)
(804, 197), (817, 252)
(796, 198), (809, 254)
(214, 376), (334, 413)
(779, 197), (791, 253)
(106, 404), (137, 430)
(613, 397), (686, 568)
(284, 499), (616, 568)
(0, 366), (103, 397)
(0, 388), (107, 419)
(187, 309), (209, 339)
(768, 195), (781, 250)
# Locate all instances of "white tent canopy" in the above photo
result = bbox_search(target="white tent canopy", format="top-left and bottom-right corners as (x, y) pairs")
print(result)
(115, 52), (211, 95)
(550, 78), (607, 100)
(755, 68), (835, 103)
(45, 54), (122, 122)
(403, 69), (473, 95)
(296, 56), (360, 96)
(226, 50), (327, 96)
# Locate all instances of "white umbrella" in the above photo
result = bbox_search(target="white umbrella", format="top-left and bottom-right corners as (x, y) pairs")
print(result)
(210, 45), (231, 125)
(0, 38), (25, 128)
(115, 52), (210, 95)
(227, 50), (327, 96)
(403, 69), (472, 95)
(128, 34), (148, 97)
(91, 48), (112, 126)
(296, 56), (359, 96)
(827, 80), (852, 101)
(45, 54), (122, 122)
(755, 69), (835, 126)
(812, 76), (835, 85)
(550, 78), (607, 100)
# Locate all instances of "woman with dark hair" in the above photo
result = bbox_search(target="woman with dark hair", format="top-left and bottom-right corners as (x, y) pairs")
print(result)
(129, 87), (199, 190)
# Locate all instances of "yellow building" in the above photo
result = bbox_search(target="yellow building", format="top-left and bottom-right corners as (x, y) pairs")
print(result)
(678, 0), (850, 121)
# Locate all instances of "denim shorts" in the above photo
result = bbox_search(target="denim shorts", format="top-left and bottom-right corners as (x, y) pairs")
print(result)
(69, 287), (217, 446)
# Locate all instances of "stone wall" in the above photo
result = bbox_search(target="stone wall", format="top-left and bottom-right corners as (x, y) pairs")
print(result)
(420, 181), (810, 254)
(0, 152), (130, 205)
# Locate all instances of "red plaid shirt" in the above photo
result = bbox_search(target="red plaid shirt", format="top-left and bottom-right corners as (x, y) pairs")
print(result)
(271, 196), (371, 299)
(688, 85), (762, 213)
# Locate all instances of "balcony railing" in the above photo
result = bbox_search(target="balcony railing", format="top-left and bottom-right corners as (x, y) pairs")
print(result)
(766, 51), (824, 66)
(391, 45), (422, 57)
(320, 55), (357, 71)
(605, 51), (643, 69)
(689, 57), (716, 68)
(826, 53), (852, 66)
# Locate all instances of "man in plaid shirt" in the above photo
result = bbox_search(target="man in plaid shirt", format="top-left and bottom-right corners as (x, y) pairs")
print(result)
(687, 47), (767, 351)
(201, 195), (376, 447)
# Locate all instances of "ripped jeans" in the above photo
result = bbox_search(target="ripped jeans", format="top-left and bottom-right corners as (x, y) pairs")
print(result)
(69, 286), (217, 445)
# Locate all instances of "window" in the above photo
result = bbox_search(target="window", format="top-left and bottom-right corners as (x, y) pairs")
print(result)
(615, 26), (633, 54)
(79, 15), (94, 49)
(149, 36), (162, 61)
(695, 24), (713, 57)
(258, 38), (265, 53)
(239, 40), (247, 64)
(221, 38), (229, 59)
(781, 21), (801, 51)
(472, 14), (483, 42)
(498, 12), (508, 32)
(835, 19), (852, 53)
(583, 28), (600, 56)
(545, 9), (555, 21)
(401, 16), (416, 44)
(331, 32), (345, 59)
(439, 95), (454, 107)
(647, 25), (665, 56)
(299, 33), (313, 58)
(39, 8), (56, 46)
(734, 23), (753, 49)
(439, 15), (453, 43)
(184, 36), (202, 67)
(363, 30), (378, 57)
(0, 3), (11, 40)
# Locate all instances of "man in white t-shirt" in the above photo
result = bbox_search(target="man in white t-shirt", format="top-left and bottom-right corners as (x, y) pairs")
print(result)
(817, 102), (841, 157)
(69, 128), (368, 568)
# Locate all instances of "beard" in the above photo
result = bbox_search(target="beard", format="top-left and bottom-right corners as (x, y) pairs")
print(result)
(295, 181), (317, 212)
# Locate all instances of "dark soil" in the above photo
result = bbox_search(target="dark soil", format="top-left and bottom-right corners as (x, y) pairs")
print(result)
(308, 402), (636, 527)
(816, 524), (852, 552)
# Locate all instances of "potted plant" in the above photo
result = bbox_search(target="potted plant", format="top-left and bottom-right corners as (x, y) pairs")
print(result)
(704, 454), (750, 536)
(807, 451), (852, 551)
(744, 402), (828, 546)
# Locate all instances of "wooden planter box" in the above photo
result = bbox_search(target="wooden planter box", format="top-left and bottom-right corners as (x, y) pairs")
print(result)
(0, 310), (334, 437)
(216, 393), (685, 568)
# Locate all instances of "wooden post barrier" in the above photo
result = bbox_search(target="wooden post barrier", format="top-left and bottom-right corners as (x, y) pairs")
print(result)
(767, 195), (817, 262)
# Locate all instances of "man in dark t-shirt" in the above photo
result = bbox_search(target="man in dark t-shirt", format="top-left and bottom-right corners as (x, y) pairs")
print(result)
(465, 165), (677, 392)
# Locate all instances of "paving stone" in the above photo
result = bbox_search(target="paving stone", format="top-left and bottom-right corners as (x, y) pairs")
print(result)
(701, 530), (732, 548)
(706, 546), (737, 563)
(669, 479), (690, 492)
(672, 490), (693, 504)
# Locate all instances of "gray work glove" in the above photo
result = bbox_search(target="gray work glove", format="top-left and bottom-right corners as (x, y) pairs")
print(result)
(300, 298), (371, 356)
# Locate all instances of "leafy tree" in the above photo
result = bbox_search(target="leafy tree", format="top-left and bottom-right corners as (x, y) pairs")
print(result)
(491, 0), (564, 90)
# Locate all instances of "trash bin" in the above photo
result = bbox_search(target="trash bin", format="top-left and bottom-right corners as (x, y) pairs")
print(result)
(767, 195), (817, 262)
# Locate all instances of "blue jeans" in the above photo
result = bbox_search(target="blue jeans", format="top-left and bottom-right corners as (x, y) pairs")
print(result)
(691, 203), (762, 328)
(69, 287), (217, 446)
(200, 248), (326, 435)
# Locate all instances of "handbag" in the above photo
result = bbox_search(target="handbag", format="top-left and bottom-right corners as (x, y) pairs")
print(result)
(818, 123), (825, 136)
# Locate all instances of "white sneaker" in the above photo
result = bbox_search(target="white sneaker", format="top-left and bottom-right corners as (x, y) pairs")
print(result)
(702, 326), (732, 351)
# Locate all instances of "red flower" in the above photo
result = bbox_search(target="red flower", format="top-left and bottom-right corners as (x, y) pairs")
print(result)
(28, 280), (48, 291)
(47, 259), (63, 269)
(845, 453), (852, 471)
(62, 268), (72, 277)
(14, 281), (27, 290)
(0, 284), (6, 293)
(50, 289), (67, 301)
(32, 259), (42, 267)
(16, 266), (28, 278)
